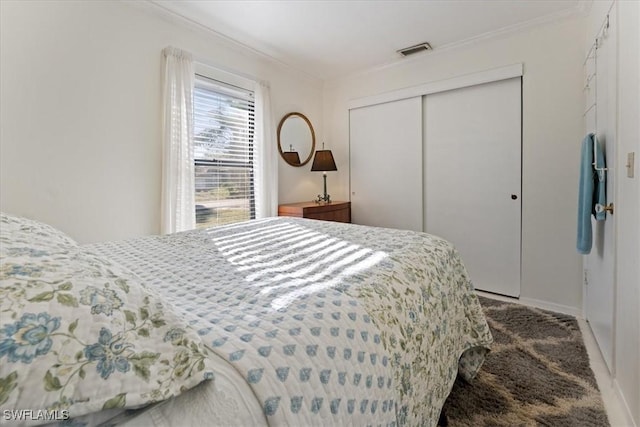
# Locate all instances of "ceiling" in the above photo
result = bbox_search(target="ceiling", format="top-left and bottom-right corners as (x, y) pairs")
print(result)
(153, 0), (584, 80)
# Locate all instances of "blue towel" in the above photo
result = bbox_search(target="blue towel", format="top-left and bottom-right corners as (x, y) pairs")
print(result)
(577, 133), (607, 254)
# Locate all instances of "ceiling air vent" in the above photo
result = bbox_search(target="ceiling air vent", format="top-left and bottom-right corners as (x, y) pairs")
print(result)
(397, 42), (432, 57)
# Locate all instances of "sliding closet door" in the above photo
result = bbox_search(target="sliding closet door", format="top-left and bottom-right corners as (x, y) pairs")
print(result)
(424, 78), (522, 297)
(349, 97), (423, 231)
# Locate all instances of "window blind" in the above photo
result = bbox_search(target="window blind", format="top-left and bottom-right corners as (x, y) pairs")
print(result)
(194, 75), (255, 228)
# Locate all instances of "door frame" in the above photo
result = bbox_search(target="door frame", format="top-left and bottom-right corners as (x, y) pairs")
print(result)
(348, 63), (523, 110)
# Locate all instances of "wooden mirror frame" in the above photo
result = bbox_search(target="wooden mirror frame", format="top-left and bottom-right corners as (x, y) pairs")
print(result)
(277, 112), (316, 167)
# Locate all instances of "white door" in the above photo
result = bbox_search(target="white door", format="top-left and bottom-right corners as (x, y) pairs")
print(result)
(584, 10), (617, 372)
(424, 78), (522, 297)
(349, 97), (423, 231)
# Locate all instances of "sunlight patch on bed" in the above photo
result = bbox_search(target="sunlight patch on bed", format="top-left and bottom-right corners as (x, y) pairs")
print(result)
(240, 238), (348, 277)
(212, 222), (388, 310)
(270, 250), (388, 310)
(213, 224), (302, 252)
(227, 230), (322, 263)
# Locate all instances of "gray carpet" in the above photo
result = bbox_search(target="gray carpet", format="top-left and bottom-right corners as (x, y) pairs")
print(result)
(441, 296), (610, 426)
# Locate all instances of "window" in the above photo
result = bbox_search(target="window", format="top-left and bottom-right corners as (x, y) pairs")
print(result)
(193, 75), (255, 228)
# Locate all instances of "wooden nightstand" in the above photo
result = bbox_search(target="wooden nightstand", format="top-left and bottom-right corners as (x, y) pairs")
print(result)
(278, 201), (351, 223)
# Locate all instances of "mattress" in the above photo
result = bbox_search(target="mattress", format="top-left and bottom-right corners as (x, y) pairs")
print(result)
(87, 217), (492, 426)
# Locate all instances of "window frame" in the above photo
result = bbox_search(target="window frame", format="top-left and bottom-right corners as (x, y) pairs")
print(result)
(193, 70), (257, 228)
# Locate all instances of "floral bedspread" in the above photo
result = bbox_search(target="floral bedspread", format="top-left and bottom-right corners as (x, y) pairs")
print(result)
(88, 217), (492, 426)
(0, 212), (214, 426)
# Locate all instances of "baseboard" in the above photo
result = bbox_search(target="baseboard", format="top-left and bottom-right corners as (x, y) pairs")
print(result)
(613, 379), (638, 427)
(517, 297), (582, 318)
(475, 291), (582, 318)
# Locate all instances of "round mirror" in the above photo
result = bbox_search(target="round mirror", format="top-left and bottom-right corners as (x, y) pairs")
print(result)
(277, 112), (315, 167)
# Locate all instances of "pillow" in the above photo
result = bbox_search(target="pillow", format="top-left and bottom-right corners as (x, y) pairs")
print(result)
(1, 213), (78, 253)
(0, 213), (214, 425)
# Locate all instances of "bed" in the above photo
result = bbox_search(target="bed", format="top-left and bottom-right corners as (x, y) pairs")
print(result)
(0, 213), (492, 426)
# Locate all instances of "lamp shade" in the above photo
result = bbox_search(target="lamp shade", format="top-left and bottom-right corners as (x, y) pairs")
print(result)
(311, 150), (337, 172)
(282, 151), (301, 164)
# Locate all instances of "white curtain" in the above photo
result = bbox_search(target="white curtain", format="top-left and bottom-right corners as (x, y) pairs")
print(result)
(161, 47), (195, 234)
(254, 81), (278, 218)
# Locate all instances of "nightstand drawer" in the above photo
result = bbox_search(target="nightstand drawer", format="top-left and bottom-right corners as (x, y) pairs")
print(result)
(278, 201), (351, 223)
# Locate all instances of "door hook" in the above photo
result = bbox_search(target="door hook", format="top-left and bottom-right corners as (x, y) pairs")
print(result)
(595, 203), (614, 215)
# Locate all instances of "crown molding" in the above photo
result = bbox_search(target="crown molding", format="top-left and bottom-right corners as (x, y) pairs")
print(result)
(127, 0), (322, 84)
(334, 3), (586, 83)
(128, 0), (587, 85)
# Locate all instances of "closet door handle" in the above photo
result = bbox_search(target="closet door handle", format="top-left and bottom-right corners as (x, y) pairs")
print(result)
(511, 194), (518, 200)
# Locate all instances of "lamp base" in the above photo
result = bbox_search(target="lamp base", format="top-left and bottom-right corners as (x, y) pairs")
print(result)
(315, 173), (331, 204)
(315, 194), (331, 204)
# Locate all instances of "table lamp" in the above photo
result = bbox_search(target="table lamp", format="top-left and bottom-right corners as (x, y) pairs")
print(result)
(311, 143), (337, 203)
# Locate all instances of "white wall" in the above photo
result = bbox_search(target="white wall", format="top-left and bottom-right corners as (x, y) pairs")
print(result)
(324, 16), (586, 311)
(0, 0), (323, 243)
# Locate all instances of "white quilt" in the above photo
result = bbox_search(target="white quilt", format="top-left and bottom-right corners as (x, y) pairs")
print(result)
(88, 217), (492, 426)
